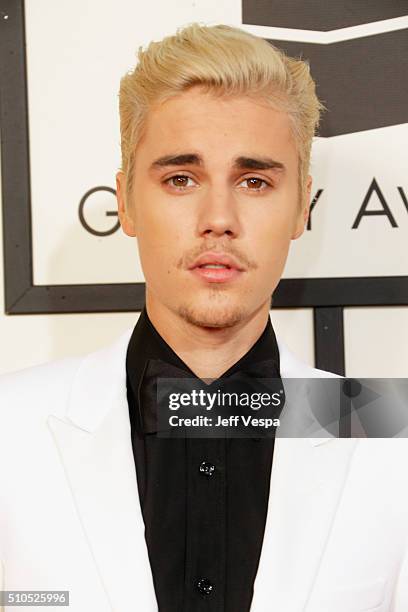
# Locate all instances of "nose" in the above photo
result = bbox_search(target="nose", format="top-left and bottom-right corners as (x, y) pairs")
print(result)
(196, 186), (241, 239)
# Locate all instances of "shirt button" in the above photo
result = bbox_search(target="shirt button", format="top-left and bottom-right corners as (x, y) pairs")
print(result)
(199, 461), (215, 477)
(196, 578), (214, 596)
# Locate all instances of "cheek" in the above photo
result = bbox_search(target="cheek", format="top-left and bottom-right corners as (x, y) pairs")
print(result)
(252, 210), (294, 260)
(136, 192), (180, 242)
(136, 208), (188, 275)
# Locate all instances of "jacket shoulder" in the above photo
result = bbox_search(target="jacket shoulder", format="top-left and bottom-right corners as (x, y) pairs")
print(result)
(0, 356), (84, 420)
(0, 327), (133, 426)
(277, 339), (341, 379)
(0, 354), (82, 389)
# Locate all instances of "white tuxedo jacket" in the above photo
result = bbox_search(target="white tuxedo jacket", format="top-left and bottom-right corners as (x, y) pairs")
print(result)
(1, 327), (408, 612)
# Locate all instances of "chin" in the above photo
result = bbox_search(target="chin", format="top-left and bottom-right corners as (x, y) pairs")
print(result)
(177, 298), (248, 329)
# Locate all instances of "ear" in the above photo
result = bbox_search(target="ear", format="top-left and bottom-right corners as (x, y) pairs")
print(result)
(292, 175), (312, 240)
(116, 171), (137, 237)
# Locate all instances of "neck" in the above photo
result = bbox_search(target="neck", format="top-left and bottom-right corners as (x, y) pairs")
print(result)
(145, 293), (271, 378)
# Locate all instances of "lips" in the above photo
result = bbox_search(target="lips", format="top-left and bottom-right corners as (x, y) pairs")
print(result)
(189, 252), (244, 271)
(188, 252), (245, 283)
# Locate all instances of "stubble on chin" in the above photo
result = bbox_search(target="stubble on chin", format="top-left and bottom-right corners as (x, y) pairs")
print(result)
(177, 293), (247, 329)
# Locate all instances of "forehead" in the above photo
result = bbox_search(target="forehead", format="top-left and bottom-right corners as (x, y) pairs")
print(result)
(136, 88), (297, 166)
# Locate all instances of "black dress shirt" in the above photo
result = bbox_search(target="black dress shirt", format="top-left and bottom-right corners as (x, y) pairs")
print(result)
(126, 308), (281, 612)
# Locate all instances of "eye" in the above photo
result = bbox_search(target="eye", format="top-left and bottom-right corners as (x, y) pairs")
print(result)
(238, 177), (270, 191)
(165, 175), (197, 190)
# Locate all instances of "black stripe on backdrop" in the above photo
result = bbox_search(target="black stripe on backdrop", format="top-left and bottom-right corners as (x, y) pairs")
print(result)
(243, 0), (407, 31)
(314, 307), (345, 375)
(264, 31), (408, 137)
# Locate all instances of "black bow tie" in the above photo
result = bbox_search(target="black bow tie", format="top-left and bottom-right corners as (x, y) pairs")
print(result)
(137, 357), (284, 437)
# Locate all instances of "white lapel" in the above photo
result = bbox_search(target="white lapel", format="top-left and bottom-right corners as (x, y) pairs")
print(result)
(251, 341), (358, 611)
(47, 329), (157, 612)
(251, 436), (358, 611)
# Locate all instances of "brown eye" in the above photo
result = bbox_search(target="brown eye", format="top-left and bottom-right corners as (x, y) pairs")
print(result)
(247, 178), (265, 189)
(167, 175), (195, 189)
(239, 177), (269, 191)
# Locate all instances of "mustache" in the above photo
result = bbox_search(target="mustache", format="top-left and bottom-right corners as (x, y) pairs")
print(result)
(180, 243), (258, 271)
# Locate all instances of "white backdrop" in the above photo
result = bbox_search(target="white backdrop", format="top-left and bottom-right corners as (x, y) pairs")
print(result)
(1, 0), (407, 375)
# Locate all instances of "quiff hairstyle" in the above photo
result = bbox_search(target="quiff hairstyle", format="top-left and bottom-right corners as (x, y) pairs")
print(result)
(119, 23), (323, 203)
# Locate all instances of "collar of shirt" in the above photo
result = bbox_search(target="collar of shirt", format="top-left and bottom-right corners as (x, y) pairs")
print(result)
(126, 307), (281, 432)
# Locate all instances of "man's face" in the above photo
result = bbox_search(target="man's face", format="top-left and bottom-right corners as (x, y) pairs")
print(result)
(117, 88), (310, 329)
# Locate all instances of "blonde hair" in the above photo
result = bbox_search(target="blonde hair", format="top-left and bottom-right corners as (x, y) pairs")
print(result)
(119, 23), (323, 203)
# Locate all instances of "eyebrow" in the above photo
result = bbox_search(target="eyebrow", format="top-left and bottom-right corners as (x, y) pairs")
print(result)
(150, 153), (285, 171)
(234, 156), (285, 171)
(151, 153), (202, 168)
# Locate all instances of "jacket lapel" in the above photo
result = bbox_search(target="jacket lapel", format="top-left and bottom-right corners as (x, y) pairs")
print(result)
(47, 329), (157, 612)
(251, 436), (358, 611)
(251, 341), (358, 611)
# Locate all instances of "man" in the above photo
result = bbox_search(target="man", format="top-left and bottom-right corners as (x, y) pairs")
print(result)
(1, 23), (408, 612)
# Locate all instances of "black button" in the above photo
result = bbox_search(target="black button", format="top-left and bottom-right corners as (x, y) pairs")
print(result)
(196, 578), (214, 596)
(199, 461), (215, 477)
